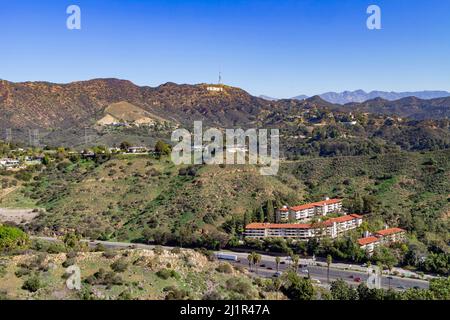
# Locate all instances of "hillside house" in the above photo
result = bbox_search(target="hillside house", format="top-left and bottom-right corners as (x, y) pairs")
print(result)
(0, 158), (20, 169)
(277, 198), (343, 222)
(358, 227), (406, 255)
(127, 146), (149, 153)
(245, 214), (363, 240)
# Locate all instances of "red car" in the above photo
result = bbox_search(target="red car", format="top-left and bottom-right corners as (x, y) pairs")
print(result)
(354, 277), (362, 282)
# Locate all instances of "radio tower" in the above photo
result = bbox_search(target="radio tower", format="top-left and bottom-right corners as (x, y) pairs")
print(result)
(218, 71), (222, 85)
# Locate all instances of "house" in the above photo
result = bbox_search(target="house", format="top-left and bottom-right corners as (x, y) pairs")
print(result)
(277, 198), (343, 222)
(108, 147), (122, 153)
(245, 214), (363, 240)
(127, 146), (148, 153)
(358, 227), (406, 254)
(0, 158), (20, 169)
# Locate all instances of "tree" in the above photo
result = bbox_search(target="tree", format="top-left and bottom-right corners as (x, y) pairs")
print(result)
(266, 200), (275, 223)
(281, 271), (315, 300)
(22, 274), (43, 292)
(155, 140), (171, 156)
(247, 253), (254, 271)
(0, 225), (29, 252)
(119, 141), (131, 150)
(326, 254), (332, 284)
(330, 279), (358, 300)
(275, 257), (281, 272)
(259, 207), (265, 223)
(63, 232), (81, 250)
(253, 253), (262, 274)
(291, 254), (300, 272)
(428, 277), (450, 300)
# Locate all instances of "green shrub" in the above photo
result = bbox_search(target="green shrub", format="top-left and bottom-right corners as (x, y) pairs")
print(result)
(22, 275), (44, 292)
(156, 269), (180, 280)
(0, 225), (29, 252)
(216, 263), (234, 274)
(111, 258), (129, 273)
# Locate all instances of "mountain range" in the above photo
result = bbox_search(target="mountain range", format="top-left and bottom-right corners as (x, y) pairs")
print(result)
(259, 90), (450, 104)
(1, 79), (450, 150)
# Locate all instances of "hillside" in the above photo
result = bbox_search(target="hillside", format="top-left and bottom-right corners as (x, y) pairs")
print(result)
(97, 101), (168, 126)
(0, 243), (274, 300)
(2, 79), (450, 156)
(5, 155), (302, 246)
(338, 96), (450, 120)
(0, 151), (448, 254)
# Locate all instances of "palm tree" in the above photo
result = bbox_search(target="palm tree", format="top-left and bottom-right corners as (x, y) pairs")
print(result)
(247, 253), (254, 271)
(254, 253), (262, 274)
(291, 254), (300, 273)
(386, 263), (394, 289)
(326, 254), (332, 284)
(377, 261), (383, 288)
(275, 256), (281, 272)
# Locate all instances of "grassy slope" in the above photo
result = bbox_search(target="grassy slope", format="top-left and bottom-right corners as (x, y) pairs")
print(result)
(2, 150), (449, 248)
(18, 155), (302, 242)
(0, 247), (271, 300)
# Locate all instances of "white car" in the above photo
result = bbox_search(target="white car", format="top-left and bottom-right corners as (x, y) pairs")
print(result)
(311, 279), (321, 284)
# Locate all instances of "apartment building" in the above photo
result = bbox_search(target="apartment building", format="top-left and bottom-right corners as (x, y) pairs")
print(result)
(358, 227), (406, 254)
(277, 198), (342, 222)
(245, 214), (363, 240)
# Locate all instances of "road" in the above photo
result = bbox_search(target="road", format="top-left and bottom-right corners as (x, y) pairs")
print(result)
(32, 236), (430, 291)
(223, 252), (429, 290)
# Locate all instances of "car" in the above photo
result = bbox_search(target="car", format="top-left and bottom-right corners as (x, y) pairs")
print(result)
(267, 267), (273, 270)
(354, 277), (362, 282)
(280, 261), (286, 265)
(311, 279), (321, 284)
(301, 269), (309, 274)
(349, 275), (354, 278)
(397, 285), (406, 290)
(272, 271), (282, 278)
(260, 264), (266, 268)
(413, 286), (420, 289)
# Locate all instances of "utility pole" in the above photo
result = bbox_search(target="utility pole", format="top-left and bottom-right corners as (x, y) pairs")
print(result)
(5, 128), (12, 145)
(28, 129), (40, 147)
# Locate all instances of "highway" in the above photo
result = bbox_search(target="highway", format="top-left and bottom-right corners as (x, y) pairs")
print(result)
(32, 236), (430, 291)
(222, 252), (429, 290)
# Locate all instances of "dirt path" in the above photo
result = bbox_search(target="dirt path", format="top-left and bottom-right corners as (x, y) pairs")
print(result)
(0, 186), (19, 199)
(0, 208), (39, 224)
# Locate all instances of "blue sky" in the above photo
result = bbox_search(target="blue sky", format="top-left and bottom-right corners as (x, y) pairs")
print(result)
(1, 0), (450, 97)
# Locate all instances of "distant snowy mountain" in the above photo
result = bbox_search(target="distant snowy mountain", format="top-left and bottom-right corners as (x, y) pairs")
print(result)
(289, 90), (450, 104)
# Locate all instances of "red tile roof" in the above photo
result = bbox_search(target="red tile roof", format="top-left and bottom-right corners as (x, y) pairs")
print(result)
(245, 223), (310, 229)
(287, 199), (342, 212)
(358, 236), (380, 246)
(375, 228), (406, 236)
(321, 214), (363, 226)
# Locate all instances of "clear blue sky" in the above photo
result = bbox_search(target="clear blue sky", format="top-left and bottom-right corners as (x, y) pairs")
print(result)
(1, 0), (450, 98)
